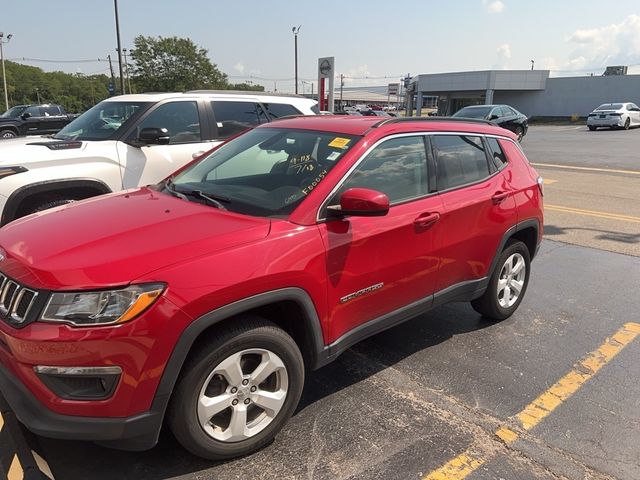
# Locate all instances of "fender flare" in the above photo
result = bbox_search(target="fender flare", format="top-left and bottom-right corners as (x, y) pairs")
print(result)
(1, 178), (112, 225)
(149, 287), (326, 416)
(487, 218), (541, 280)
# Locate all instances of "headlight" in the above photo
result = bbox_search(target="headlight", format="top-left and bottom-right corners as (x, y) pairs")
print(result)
(41, 283), (165, 327)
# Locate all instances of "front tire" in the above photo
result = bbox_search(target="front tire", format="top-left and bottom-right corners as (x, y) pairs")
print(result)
(588, 125), (597, 131)
(168, 317), (304, 460)
(26, 198), (76, 215)
(515, 126), (524, 142)
(471, 240), (531, 321)
(623, 117), (631, 130)
(0, 129), (17, 139)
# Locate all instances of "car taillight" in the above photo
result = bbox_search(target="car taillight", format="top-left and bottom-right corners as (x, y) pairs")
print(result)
(537, 177), (544, 196)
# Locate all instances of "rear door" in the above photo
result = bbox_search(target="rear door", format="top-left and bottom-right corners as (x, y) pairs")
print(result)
(431, 133), (517, 291)
(319, 134), (444, 342)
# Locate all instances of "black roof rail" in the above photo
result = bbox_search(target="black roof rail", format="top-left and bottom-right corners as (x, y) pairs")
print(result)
(184, 89), (307, 98)
(372, 116), (497, 128)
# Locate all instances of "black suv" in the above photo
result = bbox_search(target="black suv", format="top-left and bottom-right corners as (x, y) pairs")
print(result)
(0, 104), (79, 138)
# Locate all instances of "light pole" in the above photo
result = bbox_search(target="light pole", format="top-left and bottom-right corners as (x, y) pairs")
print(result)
(123, 48), (132, 94)
(0, 32), (13, 111)
(114, 0), (125, 95)
(292, 26), (301, 94)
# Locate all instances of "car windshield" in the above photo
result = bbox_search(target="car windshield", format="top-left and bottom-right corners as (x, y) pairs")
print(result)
(54, 101), (149, 141)
(0, 106), (28, 118)
(453, 106), (492, 118)
(595, 104), (623, 111)
(170, 127), (360, 218)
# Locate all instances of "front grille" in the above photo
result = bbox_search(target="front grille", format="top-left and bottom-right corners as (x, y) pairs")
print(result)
(0, 273), (39, 325)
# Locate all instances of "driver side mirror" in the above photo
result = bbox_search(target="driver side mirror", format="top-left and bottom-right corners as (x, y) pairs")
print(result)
(327, 188), (390, 218)
(20, 112), (32, 120)
(138, 127), (171, 146)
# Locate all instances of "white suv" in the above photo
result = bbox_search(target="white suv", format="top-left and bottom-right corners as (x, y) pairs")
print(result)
(0, 91), (318, 224)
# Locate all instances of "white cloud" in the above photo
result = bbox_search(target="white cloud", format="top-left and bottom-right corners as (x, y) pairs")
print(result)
(497, 43), (512, 60)
(233, 62), (245, 74)
(483, 0), (505, 13)
(565, 14), (640, 71)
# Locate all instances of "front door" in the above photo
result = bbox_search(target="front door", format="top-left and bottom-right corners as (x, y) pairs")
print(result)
(117, 100), (216, 188)
(318, 134), (444, 343)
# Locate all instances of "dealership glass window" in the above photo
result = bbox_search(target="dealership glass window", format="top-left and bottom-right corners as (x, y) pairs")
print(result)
(333, 136), (428, 204)
(132, 101), (201, 144)
(212, 101), (269, 139)
(432, 135), (490, 190)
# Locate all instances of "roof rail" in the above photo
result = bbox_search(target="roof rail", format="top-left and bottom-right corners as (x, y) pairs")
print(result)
(184, 89), (307, 98)
(372, 116), (496, 128)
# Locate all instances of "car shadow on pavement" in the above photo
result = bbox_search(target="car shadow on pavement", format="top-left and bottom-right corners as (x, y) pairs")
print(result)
(544, 224), (640, 244)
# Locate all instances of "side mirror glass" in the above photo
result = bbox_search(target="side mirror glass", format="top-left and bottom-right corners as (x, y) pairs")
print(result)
(138, 127), (171, 145)
(327, 188), (390, 218)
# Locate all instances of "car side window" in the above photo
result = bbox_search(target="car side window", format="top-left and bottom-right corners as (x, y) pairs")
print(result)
(42, 106), (62, 116)
(486, 137), (508, 170)
(263, 103), (302, 120)
(500, 106), (512, 117)
(489, 107), (501, 119)
(433, 135), (490, 190)
(212, 101), (269, 139)
(332, 135), (428, 205)
(24, 106), (42, 117)
(131, 101), (201, 144)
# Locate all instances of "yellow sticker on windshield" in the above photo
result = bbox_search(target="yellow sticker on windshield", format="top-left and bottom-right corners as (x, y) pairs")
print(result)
(328, 137), (351, 149)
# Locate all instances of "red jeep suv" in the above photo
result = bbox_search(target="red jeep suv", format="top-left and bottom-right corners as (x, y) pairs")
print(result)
(0, 116), (543, 459)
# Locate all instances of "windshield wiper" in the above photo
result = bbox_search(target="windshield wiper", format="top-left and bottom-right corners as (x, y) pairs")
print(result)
(166, 181), (230, 210)
(164, 179), (188, 201)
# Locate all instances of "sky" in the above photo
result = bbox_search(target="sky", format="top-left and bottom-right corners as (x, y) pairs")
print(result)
(3, 0), (640, 93)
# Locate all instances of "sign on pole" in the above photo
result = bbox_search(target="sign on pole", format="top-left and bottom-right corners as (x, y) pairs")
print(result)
(317, 57), (335, 112)
(387, 83), (399, 96)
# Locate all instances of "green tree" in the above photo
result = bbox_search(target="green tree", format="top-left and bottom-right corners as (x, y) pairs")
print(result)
(130, 35), (228, 92)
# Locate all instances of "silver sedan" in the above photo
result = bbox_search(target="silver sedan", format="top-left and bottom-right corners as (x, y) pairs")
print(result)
(587, 102), (640, 131)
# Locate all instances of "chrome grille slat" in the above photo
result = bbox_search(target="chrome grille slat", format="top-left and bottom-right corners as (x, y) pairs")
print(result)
(0, 273), (39, 325)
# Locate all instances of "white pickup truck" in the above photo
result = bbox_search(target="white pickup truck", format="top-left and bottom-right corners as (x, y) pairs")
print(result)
(0, 91), (318, 224)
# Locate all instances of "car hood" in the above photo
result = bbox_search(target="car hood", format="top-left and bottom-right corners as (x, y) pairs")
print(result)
(0, 188), (271, 289)
(0, 136), (99, 165)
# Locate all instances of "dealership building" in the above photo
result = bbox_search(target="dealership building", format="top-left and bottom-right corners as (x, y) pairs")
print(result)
(405, 68), (640, 118)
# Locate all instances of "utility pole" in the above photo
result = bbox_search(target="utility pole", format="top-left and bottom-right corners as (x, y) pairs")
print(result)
(531, 59), (535, 71)
(340, 74), (344, 111)
(114, 0), (125, 95)
(107, 54), (117, 96)
(123, 48), (132, 94)
(292, 26), (301, 94)
(0, 32), (13, 111)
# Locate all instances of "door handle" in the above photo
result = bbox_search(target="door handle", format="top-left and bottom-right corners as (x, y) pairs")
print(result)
(414, 212), (440, 228)
(491, 191), (510, 204)
(192, 151), (206, 159)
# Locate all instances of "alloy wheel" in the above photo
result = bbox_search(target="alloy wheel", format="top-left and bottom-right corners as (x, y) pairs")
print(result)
(497, 253), (526, 308)
(197, 348), (289, 442)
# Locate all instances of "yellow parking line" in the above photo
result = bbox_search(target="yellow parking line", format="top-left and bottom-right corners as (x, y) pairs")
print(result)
(517, 322), (640, 430)
(545, 205), (640, 224)
(532, 163), (640, 176)
(8, 454), (23, 480)
(542, 178), (558, 185)
(423, 452), (485, 480)
(422, 322), (640, 479)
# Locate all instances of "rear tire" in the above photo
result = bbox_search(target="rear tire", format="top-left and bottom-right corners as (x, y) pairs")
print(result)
(515, 126), (524, 142)
(588, 125), (596, 131)
(0, 129), (17, 139)
(471, 240), (531, 321)
(168, 317), (304, 460)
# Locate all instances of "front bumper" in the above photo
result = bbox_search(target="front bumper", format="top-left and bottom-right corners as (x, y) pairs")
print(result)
(0, 362), (162, 450)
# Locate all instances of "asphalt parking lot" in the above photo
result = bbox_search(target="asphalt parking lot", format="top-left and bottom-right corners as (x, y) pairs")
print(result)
(2, 125), (639, 480)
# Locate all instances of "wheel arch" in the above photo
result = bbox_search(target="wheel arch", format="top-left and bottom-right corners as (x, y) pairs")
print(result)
(487, 219), (540, 280)
(1, 178), (112, 225)
(150, 288), (326, 418)
(0, 125), (20, 136)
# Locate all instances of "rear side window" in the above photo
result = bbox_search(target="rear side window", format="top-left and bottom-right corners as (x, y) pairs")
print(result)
(486, 137), (508, 170)
(212, 101), (268, 139)
(432, 135), (490, 190)
(500, 106), (512, 117)
(263, 103), (302, 119)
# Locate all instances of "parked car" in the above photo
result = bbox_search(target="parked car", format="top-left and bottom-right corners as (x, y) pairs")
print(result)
(0, 91), (318, 225)
(587, 102), (640, 131)
(372, 110), (391, 117)
(0, 104), (80, 139)
(452, 104), (529, 142)
(0, 115), (543, 460)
